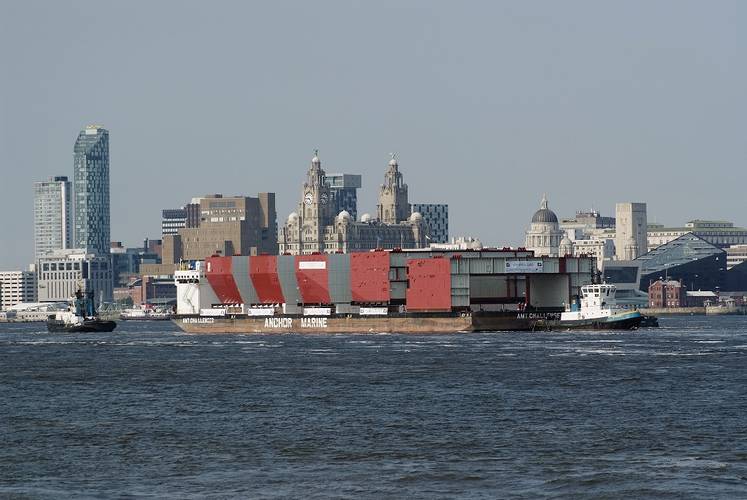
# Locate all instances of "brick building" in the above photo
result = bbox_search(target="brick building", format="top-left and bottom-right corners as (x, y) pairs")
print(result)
(648, 279), (686, 308)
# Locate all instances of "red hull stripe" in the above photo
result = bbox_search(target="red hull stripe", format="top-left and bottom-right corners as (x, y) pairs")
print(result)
(350, 251), (390, 303)
(406, 258), (452, 311)
(205, 256), (243, 304)
(295, 254), (331, 304)
(249, 255), (285, 304)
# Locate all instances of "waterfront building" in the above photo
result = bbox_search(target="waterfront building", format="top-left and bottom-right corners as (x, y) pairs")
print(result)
(648, 220), (747, 250)
(412, 203), (449, 244)
(73, 125), (110, 255)
(278, 152), (427, 255)
(325, 173), (362, 221)
(33, 176), (72, 259)
(0, 270), (37, 311)
(377, 154), (411, 224)
(161, 193), (277, 265)
(648, 279), (686, 308)
(524, 195), (565, 257)
(615, 202), (647, 260)
(37, 249), (113, 306)
(601, 260), (649, 307)
(560, 210), (615, 236)
(635, 233), (726, 292)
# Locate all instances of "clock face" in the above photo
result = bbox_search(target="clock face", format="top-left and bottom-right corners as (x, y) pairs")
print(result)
(304, 192), (313, 205)
(320, 193), (328, 205)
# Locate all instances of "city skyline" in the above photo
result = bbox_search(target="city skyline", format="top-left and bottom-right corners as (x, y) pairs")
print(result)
(1, 1), (745, 269)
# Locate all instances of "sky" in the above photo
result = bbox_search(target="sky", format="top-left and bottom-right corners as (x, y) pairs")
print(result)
(0, 1), (745, 270)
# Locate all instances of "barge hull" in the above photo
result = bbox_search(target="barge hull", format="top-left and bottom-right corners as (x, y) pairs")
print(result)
(172, 312), (553, 334)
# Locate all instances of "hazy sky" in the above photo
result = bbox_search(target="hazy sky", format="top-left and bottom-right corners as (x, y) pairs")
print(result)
(1, 1), (744, 269)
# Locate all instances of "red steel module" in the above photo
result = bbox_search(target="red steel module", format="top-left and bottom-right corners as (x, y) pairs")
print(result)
(174, 249), (598, 334)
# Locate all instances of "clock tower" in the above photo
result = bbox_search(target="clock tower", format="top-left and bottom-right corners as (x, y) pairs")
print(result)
(295, 150), (334, 253)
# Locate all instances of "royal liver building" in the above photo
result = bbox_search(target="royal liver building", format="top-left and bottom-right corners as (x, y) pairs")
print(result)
(279, 152), (427, 255)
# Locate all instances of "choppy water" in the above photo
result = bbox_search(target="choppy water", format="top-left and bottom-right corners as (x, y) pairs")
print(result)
(2, 316), (747, 499)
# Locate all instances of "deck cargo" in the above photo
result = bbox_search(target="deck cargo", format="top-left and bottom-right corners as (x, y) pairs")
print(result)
(173, 249), (609, 333)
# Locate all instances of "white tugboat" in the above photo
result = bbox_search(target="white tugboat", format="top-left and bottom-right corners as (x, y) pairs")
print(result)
(542, 283), (642, 330)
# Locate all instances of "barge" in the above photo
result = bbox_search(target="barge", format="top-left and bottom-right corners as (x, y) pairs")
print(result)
(170, 249), (634, 334)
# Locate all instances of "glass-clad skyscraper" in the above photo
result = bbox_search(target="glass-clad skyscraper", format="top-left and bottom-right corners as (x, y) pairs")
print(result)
(73, 125), (110, 255)
(33, 176), (72, 259)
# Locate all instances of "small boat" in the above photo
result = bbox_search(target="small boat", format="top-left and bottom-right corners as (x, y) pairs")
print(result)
(47, 289), (117, 333)
(537, 283), (643, 330)
(120, 304), (172, 321)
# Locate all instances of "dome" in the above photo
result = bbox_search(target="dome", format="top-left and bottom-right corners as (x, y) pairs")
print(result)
(531, 194), (558, 224)
(560, 234), (572, 245)
(311, 149), (321, 165)
(337, 210), (351, 222)
(410, 211), (423, 222)
(287, 212), (299, 223)
(360, 213), (372, 223)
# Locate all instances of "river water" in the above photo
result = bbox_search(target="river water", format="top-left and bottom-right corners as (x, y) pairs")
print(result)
(2, 316), (747, 499)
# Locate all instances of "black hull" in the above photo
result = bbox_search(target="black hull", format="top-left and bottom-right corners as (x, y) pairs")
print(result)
(47, 319), (117, 333)
(540, 315), (643, 331)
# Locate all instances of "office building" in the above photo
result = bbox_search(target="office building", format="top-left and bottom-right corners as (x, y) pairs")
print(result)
(110, 241), (161, 287)
(33, 176), (72, 259)
(161, 203), (200, 237)
(615, 202), (647, 260)
(161, 193), (277, 265)
(162, 208), (187, 236)
(648, 220), (747, 250)
(726, 244), (747, 270)
(37, 249), (113, 306)
(412, 203), (449, 244)
(325, 173), (362, 221)
(73, 125), (110, 255)
(0, 270), (37, 310)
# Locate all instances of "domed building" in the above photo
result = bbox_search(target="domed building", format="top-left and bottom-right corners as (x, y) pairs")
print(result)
(279, 152), (427, 255)
(525, 195), (566, 257)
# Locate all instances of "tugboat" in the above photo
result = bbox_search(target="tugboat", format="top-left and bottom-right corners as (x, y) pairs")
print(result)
(539, 283), (642, 330)
(47, 289), (117, 333)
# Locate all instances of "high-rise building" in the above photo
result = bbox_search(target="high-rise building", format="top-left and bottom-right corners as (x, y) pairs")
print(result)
(325, 174), (362, 221)
(412, 203), (449, 244)
(0, 270), (37, 310)
(73, 125), (110, 255)
(615, 202), (647, 260)
(33, 176), (72, 259)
